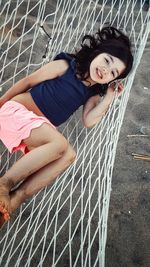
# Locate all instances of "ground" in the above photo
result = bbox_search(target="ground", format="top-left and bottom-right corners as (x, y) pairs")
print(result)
(106, 38), (150, 267)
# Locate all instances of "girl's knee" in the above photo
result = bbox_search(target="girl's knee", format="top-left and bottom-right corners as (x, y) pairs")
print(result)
(58, 135), (68, 151)
(67, 145), (76, 164)
(53, 135), (68, 157)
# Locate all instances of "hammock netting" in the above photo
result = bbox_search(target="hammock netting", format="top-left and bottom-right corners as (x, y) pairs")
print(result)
(0, 0), (149, 266)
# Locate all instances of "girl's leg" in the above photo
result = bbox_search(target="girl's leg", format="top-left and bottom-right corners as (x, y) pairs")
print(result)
(9, 143), (76, 213)
(0, 123), (69, 219)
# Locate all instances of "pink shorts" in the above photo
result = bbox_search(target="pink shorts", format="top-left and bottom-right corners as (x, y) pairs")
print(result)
(0, 101), (55, 154)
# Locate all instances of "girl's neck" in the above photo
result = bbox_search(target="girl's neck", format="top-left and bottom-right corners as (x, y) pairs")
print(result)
(76, 73), (96, 87)
(82, 77), (96, 87)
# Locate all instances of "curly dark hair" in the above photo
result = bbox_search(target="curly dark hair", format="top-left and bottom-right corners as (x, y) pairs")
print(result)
(70, 26), (133, 96)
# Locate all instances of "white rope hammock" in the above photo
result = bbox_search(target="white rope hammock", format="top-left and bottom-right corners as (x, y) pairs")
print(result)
(0, 0), (149, 266)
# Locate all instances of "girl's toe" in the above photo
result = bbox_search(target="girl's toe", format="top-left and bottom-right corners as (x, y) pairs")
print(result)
(4, 212), (10, 221)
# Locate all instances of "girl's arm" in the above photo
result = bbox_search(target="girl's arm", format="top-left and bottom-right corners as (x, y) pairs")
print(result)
(0, 59), (69, 107)
(82, 81), (124, 128)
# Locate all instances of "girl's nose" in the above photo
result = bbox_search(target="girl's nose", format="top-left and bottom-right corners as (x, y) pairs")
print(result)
(102, 67), (109, 75)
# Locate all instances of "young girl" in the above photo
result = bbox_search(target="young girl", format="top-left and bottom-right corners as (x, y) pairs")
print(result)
(0, 26), (133, 227)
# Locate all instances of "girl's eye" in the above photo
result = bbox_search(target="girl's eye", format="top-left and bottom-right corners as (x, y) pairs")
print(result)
(111, 71), (115, 78)
(105, 58), (109, 64)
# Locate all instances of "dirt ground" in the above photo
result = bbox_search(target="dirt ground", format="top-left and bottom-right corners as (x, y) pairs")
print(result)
(105, 38), (150, 267)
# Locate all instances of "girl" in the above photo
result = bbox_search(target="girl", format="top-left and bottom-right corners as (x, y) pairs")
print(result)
(0, 26), (133, 227)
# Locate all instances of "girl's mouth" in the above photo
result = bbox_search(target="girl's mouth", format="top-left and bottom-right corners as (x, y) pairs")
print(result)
(96, 68), (103, 79)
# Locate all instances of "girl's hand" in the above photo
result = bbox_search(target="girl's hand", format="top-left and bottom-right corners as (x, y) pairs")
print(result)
(107, 80), (124, 98)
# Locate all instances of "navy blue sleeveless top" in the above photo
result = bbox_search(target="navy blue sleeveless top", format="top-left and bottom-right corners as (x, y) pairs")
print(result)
(30, 52), (105, 126)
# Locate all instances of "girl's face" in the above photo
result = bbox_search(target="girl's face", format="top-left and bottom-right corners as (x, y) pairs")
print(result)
(89, 53), (126, 85)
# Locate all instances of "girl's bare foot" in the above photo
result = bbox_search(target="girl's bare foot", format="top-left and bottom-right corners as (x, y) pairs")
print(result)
(0, 213), (6, 228)
(0, 182), (11, 227)
(0, 204), (10, 228)
(0, 189), (24, 229)
(0, 211), (10, 228)
(0, 201), (10, 229)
